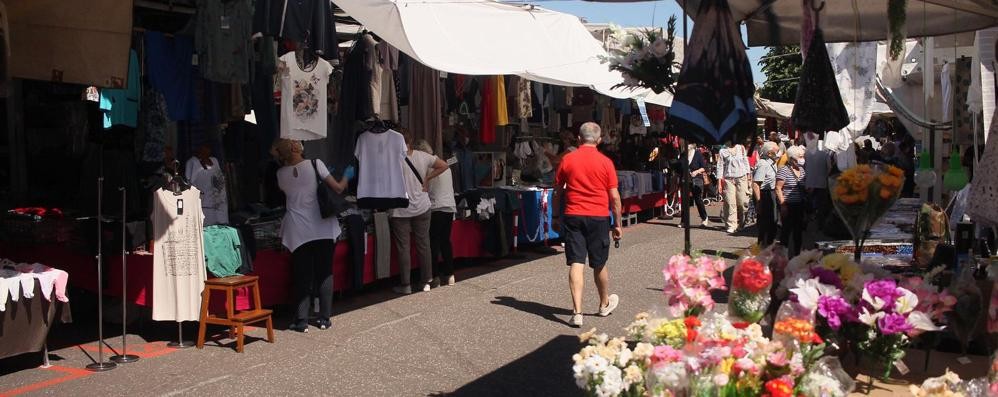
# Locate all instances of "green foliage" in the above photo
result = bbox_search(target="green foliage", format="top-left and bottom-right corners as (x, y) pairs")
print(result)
(758, 45), (802, 103)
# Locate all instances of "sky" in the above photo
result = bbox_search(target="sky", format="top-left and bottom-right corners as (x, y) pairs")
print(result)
(537, 0), (769, 84)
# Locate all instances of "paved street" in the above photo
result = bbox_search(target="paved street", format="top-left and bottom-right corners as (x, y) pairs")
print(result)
(1, 213), (755, 396)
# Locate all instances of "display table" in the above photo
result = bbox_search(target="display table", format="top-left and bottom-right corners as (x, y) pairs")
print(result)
(0, 280), (72, 359)
(0, 220), (488, 311)
(515, 188), (559, 243)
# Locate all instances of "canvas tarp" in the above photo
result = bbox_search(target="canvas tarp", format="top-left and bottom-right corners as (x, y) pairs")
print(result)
(678, 0), (998, 46)
(335, 0), (673, 106)
(8, 0), (133, 88)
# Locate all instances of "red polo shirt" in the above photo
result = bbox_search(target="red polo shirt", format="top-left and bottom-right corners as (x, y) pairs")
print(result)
(555, 145), (618, 217)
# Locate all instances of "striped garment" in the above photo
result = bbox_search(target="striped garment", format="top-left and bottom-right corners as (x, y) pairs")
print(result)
(776, 166), (807, 203)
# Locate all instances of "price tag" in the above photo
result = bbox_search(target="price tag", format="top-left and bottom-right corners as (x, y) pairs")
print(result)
(636, 98), (651, 127)
(446, 156), (458, 166)
(220, 15), (231, 30)
(957, 356), (973, 365)
(893, 360), (910, 375)
(176, 199), (184, 216)
(192, 53), (199, 66)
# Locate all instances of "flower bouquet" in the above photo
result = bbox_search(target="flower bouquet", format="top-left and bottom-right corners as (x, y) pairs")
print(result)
(855, 279), (943, 380)
(661, 254), (727, 317)
(730, 257), (773, 323)
(603, 16), (679, 94)
(829, 165), (905, 262)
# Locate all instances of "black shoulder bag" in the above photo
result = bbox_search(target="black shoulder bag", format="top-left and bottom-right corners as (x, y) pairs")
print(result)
(312, 159), (349, 218)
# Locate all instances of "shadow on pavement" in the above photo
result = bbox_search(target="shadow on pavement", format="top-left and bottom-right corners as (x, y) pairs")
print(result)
(440, 335), (581, 397)
(490, 296), (572, 326)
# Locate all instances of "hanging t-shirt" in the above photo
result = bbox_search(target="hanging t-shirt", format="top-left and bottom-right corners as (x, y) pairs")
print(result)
(99, 49), (140, 129)
(394, 150), (435, 218)
(152, 187), (207, 322)
(355, 129), (410, 210)
(195, 0), (252, 83)
(185, 156), (229, 226)
(276, 159), (341, 252)
(279, 52), (332, 141)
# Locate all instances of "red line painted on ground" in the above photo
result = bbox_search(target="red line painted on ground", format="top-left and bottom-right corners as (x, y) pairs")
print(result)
(0, 366), (93, 397)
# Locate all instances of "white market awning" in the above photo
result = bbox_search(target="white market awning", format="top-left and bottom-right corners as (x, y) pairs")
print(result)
(678, 0), (998, 46)
(335, 0), (673, 106)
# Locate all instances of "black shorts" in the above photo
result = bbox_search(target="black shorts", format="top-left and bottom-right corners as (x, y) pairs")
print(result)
(562, 215), (611, 268)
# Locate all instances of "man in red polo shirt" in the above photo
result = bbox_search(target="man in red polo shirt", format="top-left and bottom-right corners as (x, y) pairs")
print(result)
(555, 122), (622, 327)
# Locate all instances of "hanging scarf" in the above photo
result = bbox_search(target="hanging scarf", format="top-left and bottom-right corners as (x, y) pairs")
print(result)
(669, 0), (756, 144)
(790, 28), (849, 134)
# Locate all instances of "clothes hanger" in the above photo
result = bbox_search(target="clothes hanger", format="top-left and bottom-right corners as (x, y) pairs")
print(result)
(295, 31), (317, 71)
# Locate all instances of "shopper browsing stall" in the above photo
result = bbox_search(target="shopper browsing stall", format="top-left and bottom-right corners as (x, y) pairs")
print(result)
(414, 140), (457, 287)
(555, 122), (622, 327)
(753, 142), (781, 247)
(686, 143), (710, 228)
(272, 139), (349, 333)
(776, 146), (808, 256)
(391, 132), (449, 295)
(719, 140), (750, 233)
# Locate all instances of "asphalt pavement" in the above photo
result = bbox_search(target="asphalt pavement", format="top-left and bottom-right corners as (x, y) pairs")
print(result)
(0, 210), (754, 397)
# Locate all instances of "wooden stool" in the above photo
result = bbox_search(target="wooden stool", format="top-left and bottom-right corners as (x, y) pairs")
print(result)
(196, 275), (274, 352)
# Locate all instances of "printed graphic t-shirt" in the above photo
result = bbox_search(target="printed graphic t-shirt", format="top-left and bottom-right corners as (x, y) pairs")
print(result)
(279, 52), (332, 141)
(152, 187), (207, 322)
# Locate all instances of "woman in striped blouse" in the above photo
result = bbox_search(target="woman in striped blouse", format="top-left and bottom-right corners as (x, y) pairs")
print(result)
(775, 146), (807, 256)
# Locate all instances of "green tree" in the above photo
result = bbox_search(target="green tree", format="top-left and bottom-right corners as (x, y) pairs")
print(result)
(758, 45), (802, 103)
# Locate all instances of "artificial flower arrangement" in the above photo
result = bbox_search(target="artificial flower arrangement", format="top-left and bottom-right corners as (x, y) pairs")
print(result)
(573, 252), (856, 397)
(661, 253), (727, 317)
(829, 164), (905, 261)
(730, 257), (773, 323)
(602, 16), (679, 94)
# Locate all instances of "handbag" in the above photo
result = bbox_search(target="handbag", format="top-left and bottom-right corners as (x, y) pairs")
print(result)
(312, 159), (349, 218)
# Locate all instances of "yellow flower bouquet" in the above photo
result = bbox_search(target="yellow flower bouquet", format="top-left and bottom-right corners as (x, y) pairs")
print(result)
(829, 165), (905, 261)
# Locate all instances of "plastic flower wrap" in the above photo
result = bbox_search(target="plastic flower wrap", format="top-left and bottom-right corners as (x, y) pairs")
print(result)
(661, 254), (727, 317)
(900, 271), (957, 335)
(730, 257), (773, 323)
(797, 356), (855, 397)
(603, 17), (679, 94)
(908, 370), (968, 397)
(829, 165), (905, 259)
(573, 329), (646, 397)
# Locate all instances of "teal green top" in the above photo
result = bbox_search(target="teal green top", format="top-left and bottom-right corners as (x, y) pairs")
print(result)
(204, 225), (243, 277)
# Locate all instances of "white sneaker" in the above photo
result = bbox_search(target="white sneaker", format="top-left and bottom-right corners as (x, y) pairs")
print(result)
(701, 220), (711, 228)
(571, 313), (584, 327)
(446, 275), (456, 286)
(422, 283), (432, 292)
(726, 227), (737, 233)
(599, 294), (620, 317)
(392, 285), (412, 295)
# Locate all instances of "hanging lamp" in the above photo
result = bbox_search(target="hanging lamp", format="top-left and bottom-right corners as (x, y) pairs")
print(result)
(943, 148), (968, 191)
(913, 149), (936, 188)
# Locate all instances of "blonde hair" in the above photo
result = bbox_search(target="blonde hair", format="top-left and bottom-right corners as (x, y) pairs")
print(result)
(414, 139), (433, 155)
(271, 139), (302, 165)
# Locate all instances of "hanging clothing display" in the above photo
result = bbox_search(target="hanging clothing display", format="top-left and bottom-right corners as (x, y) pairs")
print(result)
(516, 76), (533, 119)
(826, 41), (878, 139)
(152, 187), (207, 322)
(967, 125), (998, 226)
(145, 32), (200, 122)
(253, 0), (339, 61)
(279, 52), (333, 141)
(791, 28), (849, 134)
(941, 61), (954, 122)
(185, 156), (229, 226)
(194, 0), (252, 83)
(99, 49), (140, 129)
(669, 0), (755, 144)
(140, 90), (170, 162)
(377, 41), (400, 122)
(407, 57), (444, 155)
(203, 225), (246, 277)
(952, 57), (975, 145)
(334, 38), (376, 169)
(355, 129), (410, 210)
(480, 76), (497, 144)
(495, 75), (509, 126)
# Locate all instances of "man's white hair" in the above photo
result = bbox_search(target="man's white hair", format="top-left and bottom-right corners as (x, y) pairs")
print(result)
(579, 122), (601, 144)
